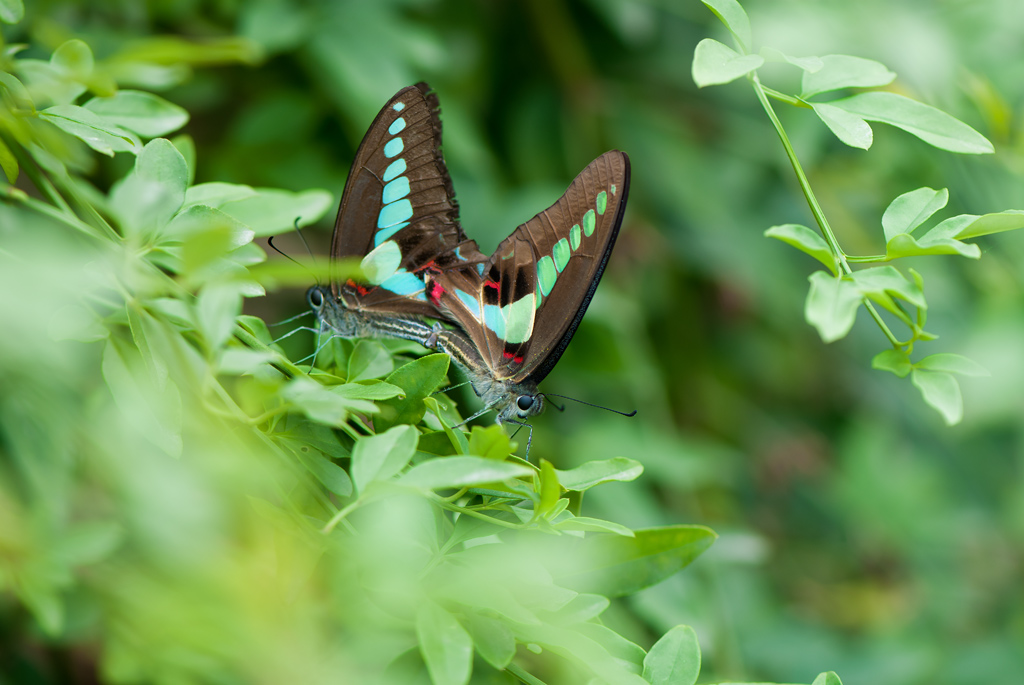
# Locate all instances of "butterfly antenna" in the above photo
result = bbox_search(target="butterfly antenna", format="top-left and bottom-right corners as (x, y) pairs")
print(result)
(541, 393), (637, 417)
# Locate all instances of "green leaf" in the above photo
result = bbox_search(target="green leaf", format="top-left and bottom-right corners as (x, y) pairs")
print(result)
(165, 204), (256, 275)
(215, 348), (276, 375)
(425, 397), (468, 455)
(851, 266), (926, 316)
(700, 0), (752, 52)
(183, 182), (258, 209)
(466, 425), (512, 460)
(110, 138), (188, 236)
(376, 354), (450, 430)
(642, 625), (701, 685)
(759, 48), (822, 73)
(0, 136), (18, 183)
(347, 340), (394, 382)
(553, 516), (634, 536)
(911, 369), (962, 425)
(810, 102), (873, 150)
(220, 188), (333, 236)
(881, 187), (948, 241)
(282, 376), (377, 426)
(397, 457), (532, 491)
(0, 0), (24, 23)
(351, 424), (419, 494)
(40, 104), (139, 156)
(765, 224), (838, 274)
(556, 457), (643, 492)
(885, 233), (980, 260)
(692, 39), (763, 88)
(195, 282), (243, 352)
(805, 272), (862, 343)
(955, 210), (1024, 239)
(916, 353), (989, 377)
(801, 54), (896, 97)
(829, 92), (994, 154)
(0, 72), (33, 110)
(83, 90), (189, 138)
(553, 525), (717, 597)
(51, 39), (94, 79)
(463, 613), (515, 670)
(333, 380), (404, 401)
(416, 602), (472, 685)
(812, 671), (844, 685)
(170, 133), (196, 185)
(296, 448), (353, 497)
(872, 349), (912, 378)
(537, 459), (561, 517)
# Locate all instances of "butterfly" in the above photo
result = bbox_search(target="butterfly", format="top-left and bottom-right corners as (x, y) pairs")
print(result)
(308, 82), (485, 345)
(424, 151), (631, 434)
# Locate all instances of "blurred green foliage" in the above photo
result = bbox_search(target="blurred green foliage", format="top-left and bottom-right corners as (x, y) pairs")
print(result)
(3, 0), (1024, 684)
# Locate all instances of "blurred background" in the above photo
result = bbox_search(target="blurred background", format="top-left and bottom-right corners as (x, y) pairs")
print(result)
(4, 0), (1024, 683)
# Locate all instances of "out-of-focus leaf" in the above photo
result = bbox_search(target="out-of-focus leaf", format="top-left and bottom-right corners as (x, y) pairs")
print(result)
(296, 447), (352, 497)
(463, 613), (515, 670)
(40, 105), (139, 156)
(195, 282), (243, 353)
(416, 602), (472, 685)
(220, 188), (333, 236)
(0, 0), (24, 24)
(811, 102), (873, 150)
(812, 672), (844, 685)
(852, 266), (926, 316)
(916, 353), (989, 377)
(801, 54), (896, 97)
(881, 187), (948, 241)
(282, 376), (377, 426)
(110, 138), (187, 236)
(692, 39), (763, 88)
(83, 90), (189, 138)
(556, 457), (643, 492)
(764, 224), (838, 274)
(805, 271), (861, 343)
(552, 526), (717, 597)
(911, 369), (962, 425)
(0, 137), (18, 182)
(955, 210), (1024, 239)
(829, 92), (994, 154)
(642, 625), (700, 685)
(347, 340), (394, 382)
(51, 39), (93, 79)
(351, 424), (418, 494)
(183, 182), (257, 209)
(397, 457), (531, 491)
(760, 48), (822, 73)
(872, 349), (912, 378)
(537, 459), (561, 518)
(701, 0), (752, 51)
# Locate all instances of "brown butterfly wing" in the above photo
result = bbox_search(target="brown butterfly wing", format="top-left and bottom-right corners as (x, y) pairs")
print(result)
(427, 150), (630, 384)
(331, 82), (485, 317)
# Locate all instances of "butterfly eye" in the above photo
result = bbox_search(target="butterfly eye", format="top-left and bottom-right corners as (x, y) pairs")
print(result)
(307, 288), (325, 308)
(516, 395), (535, 412)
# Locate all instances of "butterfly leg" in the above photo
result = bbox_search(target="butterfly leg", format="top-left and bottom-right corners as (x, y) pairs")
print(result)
(503, 419), (534, 462)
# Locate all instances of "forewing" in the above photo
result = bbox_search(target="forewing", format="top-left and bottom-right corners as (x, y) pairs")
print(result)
(331, 82), (485, 316)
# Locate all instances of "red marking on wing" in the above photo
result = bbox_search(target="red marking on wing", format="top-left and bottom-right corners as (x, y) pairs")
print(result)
(502, 351), (524, 365)
(346, 278), (373, 296)
(428, 281), (445, 306)
(414, 259), (441, 274)
(484, 280), (500, 290)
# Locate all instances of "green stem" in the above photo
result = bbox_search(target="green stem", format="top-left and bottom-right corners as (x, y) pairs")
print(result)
(750, 75), (902, 348)
(506, 662), (547, 685)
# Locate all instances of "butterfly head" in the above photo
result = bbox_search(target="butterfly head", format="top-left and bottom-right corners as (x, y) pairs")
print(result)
(494, 386), (544, 424)
(307, 285), (360, 338)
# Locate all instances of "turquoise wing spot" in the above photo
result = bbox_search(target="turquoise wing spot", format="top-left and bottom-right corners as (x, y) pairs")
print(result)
(484, 296), (535, 344)
(384, 137), (404, 158)
(596, 190), (608, 215)
(380, 269), (424, 297)
(361, 240), (402, 284)
(537, 255), (557, 296)
(570, 224), (581, 251)
(392, 102), (406, 111)
(611, 184), (617, 195)
(582, 209), (596, 237)
(383, 159), (406, 182)
(378, 198), (413, 228)
(388, 117), (406, 135)
(552, 238), (571, 272)
(476, 263), (485, 275)
(373, 221), (409, 247)
(382, 176), (411, 204)
(455, 288), (482, 321)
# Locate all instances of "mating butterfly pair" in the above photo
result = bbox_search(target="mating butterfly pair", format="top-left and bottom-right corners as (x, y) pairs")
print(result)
(309, 83), (630, 439)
